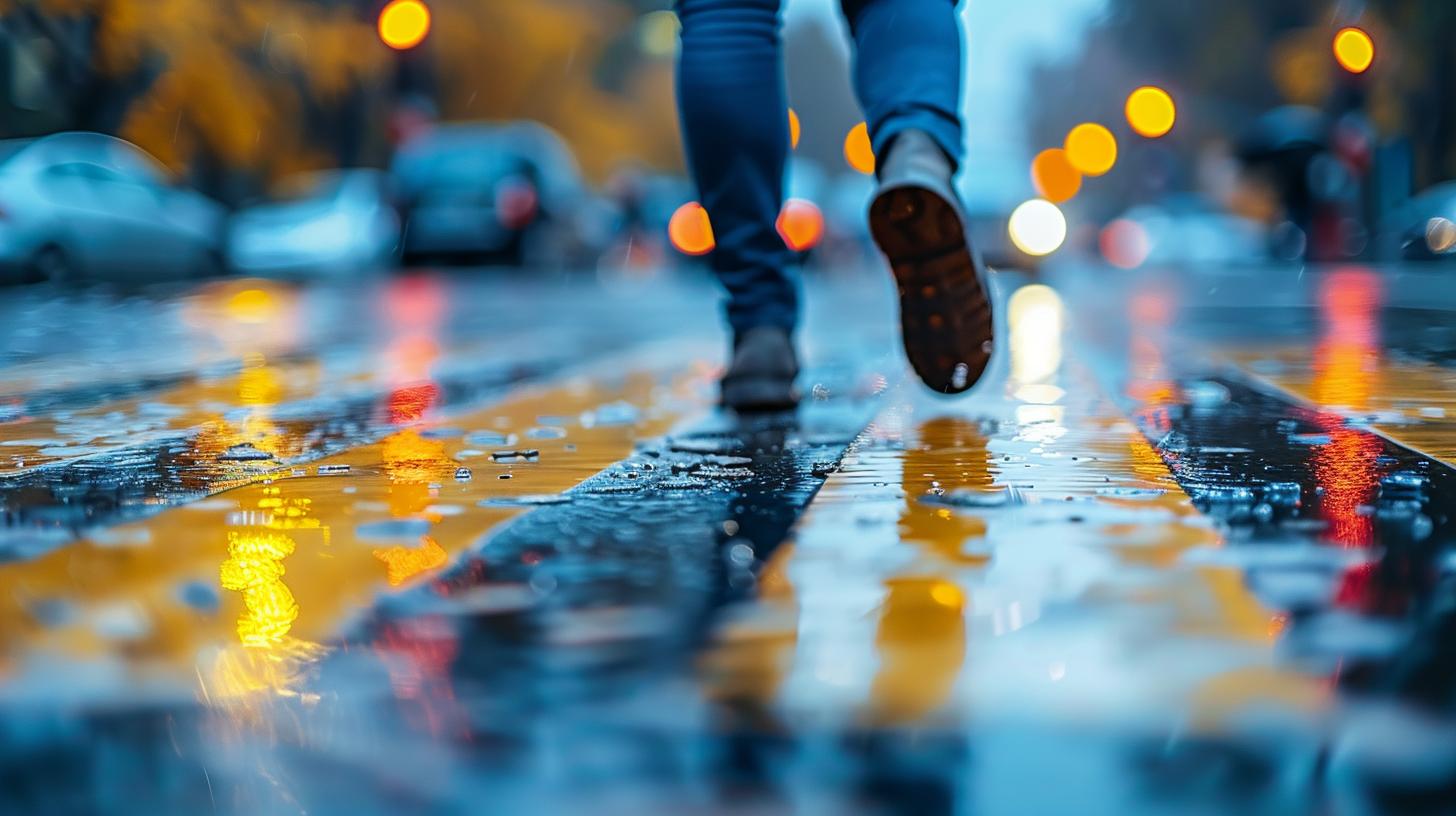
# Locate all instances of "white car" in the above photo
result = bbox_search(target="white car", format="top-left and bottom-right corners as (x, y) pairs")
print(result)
(0, 132), (226, 283)
(228, 169), (402, 277)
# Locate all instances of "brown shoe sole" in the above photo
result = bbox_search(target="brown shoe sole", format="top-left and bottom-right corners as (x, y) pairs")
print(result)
(869, 184), (994, 394)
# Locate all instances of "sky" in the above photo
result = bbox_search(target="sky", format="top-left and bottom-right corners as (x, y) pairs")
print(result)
(784, 0), (1109, 205)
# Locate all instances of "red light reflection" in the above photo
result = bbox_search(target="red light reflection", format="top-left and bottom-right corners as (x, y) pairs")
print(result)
(1310, 268), (1383, 547)
(1126, 288), (1178, 410)
(381, 275), (445, 425)
(373, 616), (466, 737)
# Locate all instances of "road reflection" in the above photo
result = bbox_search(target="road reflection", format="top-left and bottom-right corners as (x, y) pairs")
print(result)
(1310, 267), (1384, 546)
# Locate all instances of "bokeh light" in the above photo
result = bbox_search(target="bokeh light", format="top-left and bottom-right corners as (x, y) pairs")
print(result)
(788, 109), (801, 150)
(1100, 218), (1152, 268)
(1008, 199), (1067, 257)
(668, 201), (715, 256)
(1064, 123), (1118, 176)
(1125, 86), (1177, 138)
(1427, 217), (1456, 254)
(844, 122), (875, 175)
(637, 10), (681, 58)
(227, 288), (276, 324)
(379, 0), (431, 50)
(776, 198), (824, 251)
(1031, 148), (1082, 203)
(1333, 27), (1375, 74)
(1008, 283), (1065, 385)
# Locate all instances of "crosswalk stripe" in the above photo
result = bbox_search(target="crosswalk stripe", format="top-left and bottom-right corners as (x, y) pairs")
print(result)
(0, 357), (713, 695)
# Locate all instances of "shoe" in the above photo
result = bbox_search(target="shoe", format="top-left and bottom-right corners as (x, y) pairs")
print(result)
(721, 326), (800, 412)
(868, 129), (994, 394)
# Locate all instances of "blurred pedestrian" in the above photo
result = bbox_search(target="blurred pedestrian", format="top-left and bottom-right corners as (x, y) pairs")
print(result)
(676, 0), (992, 411)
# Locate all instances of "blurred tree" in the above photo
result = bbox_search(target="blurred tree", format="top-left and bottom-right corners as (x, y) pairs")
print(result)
(425, 0), (681, 182)
(0, 0), (686, 197)
(0, 0), (394, 200)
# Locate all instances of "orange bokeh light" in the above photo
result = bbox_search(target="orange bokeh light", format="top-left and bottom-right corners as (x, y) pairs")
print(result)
(1333, 27), (1375, 74)
(379, 0), (431, 50)
(668, 201), (715, 256)
(1030, 148), (1082, 203)
(776, 198), (824, 252)
(1064, 123), (1118, 176)
(1126, 86), (1176, 138)
(844, 122), (875, 175)
(788, 108), (801, 150)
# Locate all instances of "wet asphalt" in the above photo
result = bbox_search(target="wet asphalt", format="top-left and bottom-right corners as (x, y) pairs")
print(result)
(1, 261), (1455, 814)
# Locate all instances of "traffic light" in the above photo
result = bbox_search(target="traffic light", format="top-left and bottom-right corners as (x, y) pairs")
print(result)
(378, 0), (431, 51)
(1333, 27), (1375, 74)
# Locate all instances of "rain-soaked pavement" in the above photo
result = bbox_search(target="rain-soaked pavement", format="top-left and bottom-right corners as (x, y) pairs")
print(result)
(2, 263), (1455, 815)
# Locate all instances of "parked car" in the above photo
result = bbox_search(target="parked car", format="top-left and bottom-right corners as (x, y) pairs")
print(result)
(391, 121), (591, 266)
(228, 169), (401, 277)
(1103, 197), (1269, 268)
(1378, 182), (1456, 262)
(0, 132), (226, 284)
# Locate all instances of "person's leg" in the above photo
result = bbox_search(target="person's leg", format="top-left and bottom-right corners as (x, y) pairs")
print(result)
(842, 0), (993, 395)
(841, 0), (964, 167)
(675, 0), (798, 339)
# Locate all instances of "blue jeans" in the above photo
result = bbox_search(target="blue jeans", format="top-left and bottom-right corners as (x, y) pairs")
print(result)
(676, 0), (964, 337)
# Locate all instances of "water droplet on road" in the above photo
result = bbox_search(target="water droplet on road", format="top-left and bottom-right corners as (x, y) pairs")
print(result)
(218, 443), (273, 461)
(491, 449), (540, 463)
(479, 494), (572, 507)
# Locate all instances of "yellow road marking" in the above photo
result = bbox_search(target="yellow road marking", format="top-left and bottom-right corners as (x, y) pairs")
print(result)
(0, 363), (709, 698)
(704, 282), (1303, 733)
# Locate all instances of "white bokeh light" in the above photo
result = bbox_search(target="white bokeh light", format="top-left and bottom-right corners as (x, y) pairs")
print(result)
(1008, 199), (1067, 256)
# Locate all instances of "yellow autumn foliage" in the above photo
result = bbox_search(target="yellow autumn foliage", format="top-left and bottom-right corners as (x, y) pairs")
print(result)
(8, 0), (680, 185)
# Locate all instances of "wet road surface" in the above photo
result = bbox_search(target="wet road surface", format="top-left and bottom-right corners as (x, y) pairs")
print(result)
(2, 263), (1455, 814)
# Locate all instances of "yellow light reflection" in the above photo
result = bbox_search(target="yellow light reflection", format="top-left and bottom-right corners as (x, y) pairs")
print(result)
(788, 108), (801, 150)
(869, 576), (967, 724)
(226, 288), (276, 324)
(221, 527), (299, 647)
(1008, 283), (1065, 386)
(374, 536), (449, 587)
(898, 417), (995, 566)
(206, 483), (326, 705)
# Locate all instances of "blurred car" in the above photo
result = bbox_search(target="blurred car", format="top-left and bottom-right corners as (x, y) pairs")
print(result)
(1378, 182), (1456, 262)
(391, 121), (594, 266)
(228, 169), (401, 277)
(0, 132), (226, 284)
(1101, 197), (1269, 269)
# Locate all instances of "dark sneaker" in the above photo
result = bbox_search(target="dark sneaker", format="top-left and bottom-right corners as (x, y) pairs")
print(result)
(721, 326), (800, 412)
(868, 129), (994, 394)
